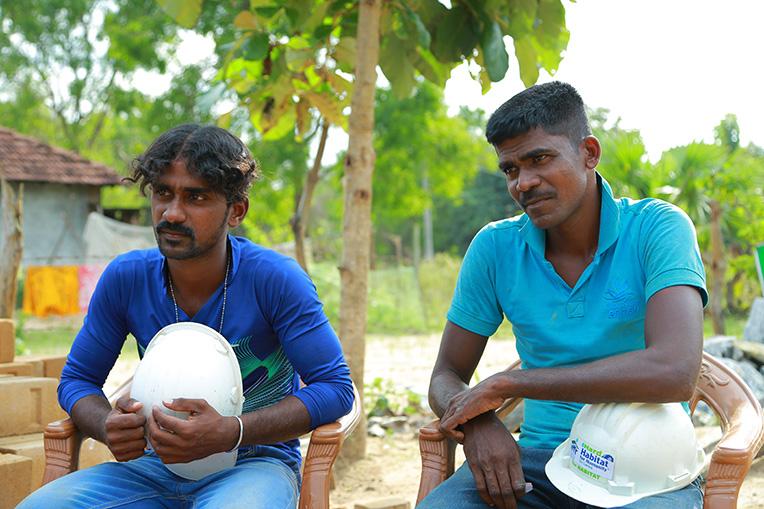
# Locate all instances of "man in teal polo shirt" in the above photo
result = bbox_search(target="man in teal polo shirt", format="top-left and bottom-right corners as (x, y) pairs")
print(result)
(420, 82), (706, 509)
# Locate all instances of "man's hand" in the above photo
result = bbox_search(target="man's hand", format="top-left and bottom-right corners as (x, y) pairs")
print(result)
(440, 375), (506, 442)
(147, 398), (239, 464)
(104, 396), (147, 462)
(460, 413), (527, 509)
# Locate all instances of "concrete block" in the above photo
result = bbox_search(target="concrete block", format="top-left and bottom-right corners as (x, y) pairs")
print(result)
(703, 336), (736, 358)
(719, 358), (764, 405)
(0, 362), (33, 377)
(79, 437), (115, 469)
(0, 434), (114, 494)
(0, 319), (13, 364)
(17, 358), (44, 377)
(16, 355), (67, 380)
(0, 377), (66, 437)
(0, 433), (44, 491)
(0, 453), (33, 509)
(354, 498), (411, 509)
(737, 340), (764, 366)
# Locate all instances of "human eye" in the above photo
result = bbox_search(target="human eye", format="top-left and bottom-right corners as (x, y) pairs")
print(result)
(501, 166), (518, 177)
(533, 154), (549, 163)
(189, 191), (207, 202)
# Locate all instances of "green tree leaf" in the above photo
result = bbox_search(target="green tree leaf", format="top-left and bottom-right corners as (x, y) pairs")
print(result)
(431, 5), (478, 63)
(507, 0), (537, 37)
(379, 35), (417, 99)
(234, 11), (259, 30)
(513, 36), (539, 87)
(304, 90), (344, 127)
(262, 107), (297, 140)
(285, 47), (314, 71)
(411, 48), (450, 88)
(480, 21), (509, 82)
(242, 33), (270, 61)
(156, 0), (202, 28)
(401, 4), (430, 48)
(333, 37), (357, 74)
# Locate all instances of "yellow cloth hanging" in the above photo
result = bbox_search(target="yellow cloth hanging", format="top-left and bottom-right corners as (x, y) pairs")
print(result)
(22, 266), (81, 317)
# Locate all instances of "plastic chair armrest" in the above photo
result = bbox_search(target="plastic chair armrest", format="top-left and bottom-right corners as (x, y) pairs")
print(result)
(416, 419), (456, 505)
(42, 417), (82, 485)
(298, 382), (362, 509)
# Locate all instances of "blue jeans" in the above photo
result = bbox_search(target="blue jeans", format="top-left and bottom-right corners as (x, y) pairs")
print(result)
(418, 447), (704, 508)
(18, 452), (299, 509)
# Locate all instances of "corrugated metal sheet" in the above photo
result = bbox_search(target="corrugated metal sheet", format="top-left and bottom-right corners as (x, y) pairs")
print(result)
(0, 127), (122, 186)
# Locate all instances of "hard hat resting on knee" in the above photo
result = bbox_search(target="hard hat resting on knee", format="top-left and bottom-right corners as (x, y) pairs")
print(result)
(545, 402), (705, 508)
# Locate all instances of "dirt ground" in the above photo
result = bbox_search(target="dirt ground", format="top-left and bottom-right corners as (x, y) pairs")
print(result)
(100, 332), (764, 508)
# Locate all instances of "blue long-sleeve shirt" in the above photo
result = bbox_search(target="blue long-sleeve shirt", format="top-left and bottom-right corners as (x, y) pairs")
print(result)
(59, 235), (354, 476)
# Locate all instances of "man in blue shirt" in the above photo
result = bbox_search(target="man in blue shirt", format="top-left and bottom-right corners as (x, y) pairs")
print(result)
(20, 124), (354, 508)
(419, 83), (706, 509)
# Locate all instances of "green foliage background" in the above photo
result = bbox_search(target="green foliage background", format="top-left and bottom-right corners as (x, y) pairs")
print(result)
(1, 0), (762, 335)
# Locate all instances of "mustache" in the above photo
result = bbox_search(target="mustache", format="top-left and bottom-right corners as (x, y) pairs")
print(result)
(155, 221), (195, 239)
(519, 190), (555, 209)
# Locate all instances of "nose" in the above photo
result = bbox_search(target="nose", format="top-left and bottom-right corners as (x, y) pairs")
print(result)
(162, 197), (186, 224)
(515, 170), (540, 193)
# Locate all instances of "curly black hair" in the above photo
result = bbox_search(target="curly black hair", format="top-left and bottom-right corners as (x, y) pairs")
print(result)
(127, 124), (259, 203)
(486, 81), (591, 148)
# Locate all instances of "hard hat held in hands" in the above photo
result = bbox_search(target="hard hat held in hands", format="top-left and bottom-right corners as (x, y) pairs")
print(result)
(130, 322), (244, 480)
(545, 402), (705, 508)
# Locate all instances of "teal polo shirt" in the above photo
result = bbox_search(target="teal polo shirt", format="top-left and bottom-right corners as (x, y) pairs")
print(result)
(447, 174), (707, 449)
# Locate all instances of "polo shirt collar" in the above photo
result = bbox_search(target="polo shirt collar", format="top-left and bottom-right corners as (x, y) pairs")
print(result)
(597, 174), (621, 255)
(519, 172), (621, 257)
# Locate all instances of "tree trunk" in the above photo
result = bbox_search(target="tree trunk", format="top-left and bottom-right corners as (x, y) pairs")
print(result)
(422, 175), (434, 260)
(339, 0), (381, 461)
(412, 222), (421, 271)
(291, 121), (330, 273)
(0, 179), (24, 318)
(709, 199), (725, 335)
(725, 271), (744, 315)
(385, 233), (402, 266)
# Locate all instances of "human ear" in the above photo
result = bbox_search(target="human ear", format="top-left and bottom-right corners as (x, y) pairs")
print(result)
(227, 198), (249, 228)
(582, 135), (601, 170)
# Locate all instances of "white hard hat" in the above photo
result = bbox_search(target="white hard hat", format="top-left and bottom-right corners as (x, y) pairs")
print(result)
(545, 402), (704, 508)
(130, 322), (244, 480)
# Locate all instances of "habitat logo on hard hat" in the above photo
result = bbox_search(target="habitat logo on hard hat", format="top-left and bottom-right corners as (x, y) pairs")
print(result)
(569, 439), (615, 481)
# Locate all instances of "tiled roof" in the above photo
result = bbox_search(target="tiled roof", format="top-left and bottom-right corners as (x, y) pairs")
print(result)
(0, 127), (122, 186)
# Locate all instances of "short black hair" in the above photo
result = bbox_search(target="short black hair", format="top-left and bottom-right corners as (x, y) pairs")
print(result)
(485, 82), (591, 147)
(127, 124), (259, 203)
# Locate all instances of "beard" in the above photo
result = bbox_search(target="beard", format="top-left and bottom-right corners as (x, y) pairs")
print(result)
(154, 212), (229, 260)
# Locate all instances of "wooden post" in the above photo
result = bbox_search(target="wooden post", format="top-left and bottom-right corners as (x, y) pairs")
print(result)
(0, 178), (23, 319)
(339, 0), (381, 460)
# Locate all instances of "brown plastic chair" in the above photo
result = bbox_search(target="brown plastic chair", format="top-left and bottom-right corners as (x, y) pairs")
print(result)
(42, 378), (361, 509)
(417, 352), (764, 509)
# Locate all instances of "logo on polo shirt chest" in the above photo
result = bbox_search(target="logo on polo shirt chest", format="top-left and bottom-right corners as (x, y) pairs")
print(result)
(604, 279), (639, 320)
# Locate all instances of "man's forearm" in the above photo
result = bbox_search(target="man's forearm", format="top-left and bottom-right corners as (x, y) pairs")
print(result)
(429, 370), (471, 417)
(493, 346), (700, 404)
(70, 394), (113, 444)
(240, 395), (312, 446)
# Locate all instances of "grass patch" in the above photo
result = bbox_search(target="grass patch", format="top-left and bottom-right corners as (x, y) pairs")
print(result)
(18, 327), (139, 361)
(703, 314), (748, 339)
(19, 328), (77, 356)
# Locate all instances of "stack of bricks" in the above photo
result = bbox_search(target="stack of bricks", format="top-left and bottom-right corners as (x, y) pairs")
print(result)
(0, 319), (114, 508)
